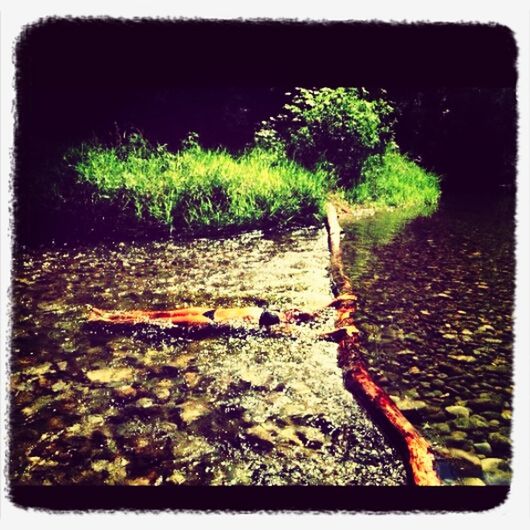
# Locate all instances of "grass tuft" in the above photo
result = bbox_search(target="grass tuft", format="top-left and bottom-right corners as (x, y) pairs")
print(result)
(350, 144), (441, 209)
(72, 138), (331, 232)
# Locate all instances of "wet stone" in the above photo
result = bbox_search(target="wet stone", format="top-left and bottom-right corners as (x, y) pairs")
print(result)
(461, 477), (486, 486)
(445, 437), (472, 451)
(433, 422), (451, 435)
(390, 396), (427, 419)
(481, 458), (511, 485)
(453, 417), (471, 431)
(448, 355), (476, 363)
(467, 395), (505, 413)
(86, 367), (135, 384)
(469, 414), (489, 431)
(153, 386), (171, 401)
(439, 448), (483, 477)
(473, 442), (492, 456)
(114, 385), (137, 399)
(488, 432), (511, 456)
(177, 399), (211, 424)
(501, 409), (512, 420)
(136, 398), (154, 408)
(445, 405), (470, 418)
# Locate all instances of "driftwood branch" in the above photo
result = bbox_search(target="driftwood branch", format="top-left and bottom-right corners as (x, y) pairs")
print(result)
(324, 202), (441, 486)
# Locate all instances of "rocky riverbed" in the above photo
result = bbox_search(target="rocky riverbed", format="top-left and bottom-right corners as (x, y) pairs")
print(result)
(10, 227), (406, 486)
(341, 195), (514, 485)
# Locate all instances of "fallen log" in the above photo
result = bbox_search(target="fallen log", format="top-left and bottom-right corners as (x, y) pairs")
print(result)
(324, 202), (441, 486)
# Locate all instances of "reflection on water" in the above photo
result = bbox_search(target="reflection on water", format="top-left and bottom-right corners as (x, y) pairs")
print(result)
(344, 203), (438, 283)
(10, 228), (406, 486)
(341, 195), (514, 485)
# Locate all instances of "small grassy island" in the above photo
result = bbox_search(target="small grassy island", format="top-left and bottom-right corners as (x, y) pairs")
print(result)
(68, 87), (441, 235)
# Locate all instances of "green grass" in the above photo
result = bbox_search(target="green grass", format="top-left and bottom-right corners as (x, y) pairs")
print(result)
(72, 138), (331, 232)
(350, 145), (441, 209)
(69, 132), (440, 235)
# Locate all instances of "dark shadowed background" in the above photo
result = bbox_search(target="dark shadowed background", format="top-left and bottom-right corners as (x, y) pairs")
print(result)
(14, 19), (517, 244)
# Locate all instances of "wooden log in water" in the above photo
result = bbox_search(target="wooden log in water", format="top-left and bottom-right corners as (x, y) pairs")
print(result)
(324, 202), (441, 486)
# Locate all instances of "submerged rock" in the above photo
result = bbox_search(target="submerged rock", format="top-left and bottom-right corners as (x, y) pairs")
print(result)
(114, 385), (137, 399)
(448, 354), (476, 363)
(481, 457), (511, 485)
(461, 477), (486, 486)
(86, 367), (135, 384)
(167, 469), (187, 485)
(473, 442), (492, 456)
(488, 432), (511, 456)
(389, 396), (428, 422)
(445, 405), (470, 418)
(481, 457), (506, 473)
(469, 414), (489, 430)
(467, 395), (505, 412)
(439, 447), (482, 477)
(246, 424), (276, 450)
(177, 399), (210, 423)
(153, 386), (171, 401)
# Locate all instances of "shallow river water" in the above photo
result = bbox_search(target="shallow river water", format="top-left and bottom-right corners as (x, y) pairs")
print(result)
(341, 194), (515, 486)
(10, 194), (514, 488)
(10, 228), (405, 486)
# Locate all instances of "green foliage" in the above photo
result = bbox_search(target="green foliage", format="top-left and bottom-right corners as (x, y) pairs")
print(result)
(70, 133), (331, 232)
(66, 88), (440, 237)
(255, 87), (395, 186)
(350, 144), (441, 209)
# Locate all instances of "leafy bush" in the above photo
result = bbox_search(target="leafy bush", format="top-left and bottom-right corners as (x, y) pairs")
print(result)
(350, 143), (441, 208)
(70, 134), (331, 232)
(255, 87), (395, 186)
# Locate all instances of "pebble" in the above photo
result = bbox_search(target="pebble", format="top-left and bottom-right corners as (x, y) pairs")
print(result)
(433, 422), (451, 434)
(440, 447), (482, 477)
(473, 442), (492, 456)
(469, 414), (489, 430)
(467, 396), (504, 412)
(178, 399), (210, 423)
(86, 367), (135, 384)
(445, 405), (470, 418)
(501, 409), (512, 420)
(461, 477), (486, 486)
(446, 431), (469, 449)
(114, 385), (137, 399)
(481, 458), (512, 485)
(390, 396), (427, 411)
(488, 432), (511, 455)
(154, 387), (171, 401)
(136, 398), (154, 408)
(481, 458), (505, 473)
(448, 355), (476, 363)
(454, 416), (471, 431)
(390, 396), (428, 422)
